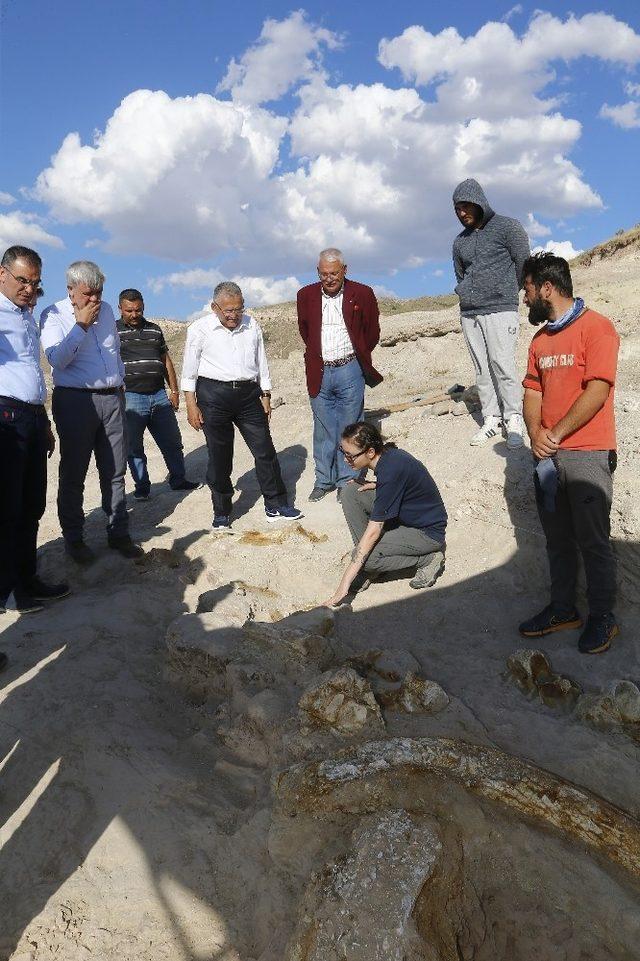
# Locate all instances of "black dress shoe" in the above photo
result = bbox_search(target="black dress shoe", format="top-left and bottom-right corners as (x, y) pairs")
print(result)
(65, 540), (96, 566)
(170, 479), (202, 492)
(0, 652), (8, 672)
(26, 577), (71, 601)
(12, 591), (44, 614)
(108, 536), (144, 559)
(309, 486), (335, 502)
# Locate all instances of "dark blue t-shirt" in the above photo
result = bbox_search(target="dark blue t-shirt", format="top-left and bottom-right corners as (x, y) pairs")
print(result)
(371, 447), (447, 544)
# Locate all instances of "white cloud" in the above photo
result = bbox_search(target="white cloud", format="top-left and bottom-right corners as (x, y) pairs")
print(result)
(217, 10), (341, 105)
(0, 210), (64, 252)
(378, 13), (640, 119)
(526, 212), (552, 239)
(31, 12), (640, 278)
(33, 88), (287, 260)
(149, 268), (222, 294)
(184, 302), (212, 325)
(0, 191), (15, 206)
(373, 284), (400, 299)
(534, 239), (583, 259)
(624, 81), (640, 97)
(503, 5), (522, 23)
(149, 268), (301, 308)
(600, 100), (640, 129)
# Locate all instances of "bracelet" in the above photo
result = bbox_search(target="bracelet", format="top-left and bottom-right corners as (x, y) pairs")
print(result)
(169, 389), (178, 394)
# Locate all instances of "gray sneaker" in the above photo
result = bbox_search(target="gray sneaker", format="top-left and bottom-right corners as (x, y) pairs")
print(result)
(409, 552), (445, 589)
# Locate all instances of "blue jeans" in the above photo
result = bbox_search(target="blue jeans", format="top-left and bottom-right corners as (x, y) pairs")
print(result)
(309, 358), (365, 489)
(125, 390), (185, 496)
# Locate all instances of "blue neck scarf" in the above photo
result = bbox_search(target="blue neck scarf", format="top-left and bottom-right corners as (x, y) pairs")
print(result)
(546, 297), (585, 333)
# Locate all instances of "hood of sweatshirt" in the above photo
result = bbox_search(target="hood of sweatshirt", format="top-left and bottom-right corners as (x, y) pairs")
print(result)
(452, 178), (494, 228)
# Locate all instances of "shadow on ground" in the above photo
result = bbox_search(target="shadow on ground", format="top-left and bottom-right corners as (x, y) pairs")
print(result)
(0, 456), (638, 959)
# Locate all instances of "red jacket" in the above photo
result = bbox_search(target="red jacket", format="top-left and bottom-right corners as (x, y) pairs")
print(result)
(296, 279), (383, 398)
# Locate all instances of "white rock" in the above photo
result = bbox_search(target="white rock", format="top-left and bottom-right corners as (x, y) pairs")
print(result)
(286, 811), (442, 961)
(298, 668), (385, 736)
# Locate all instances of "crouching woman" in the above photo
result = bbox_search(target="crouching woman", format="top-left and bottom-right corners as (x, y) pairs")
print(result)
(323, 422), (447, 607)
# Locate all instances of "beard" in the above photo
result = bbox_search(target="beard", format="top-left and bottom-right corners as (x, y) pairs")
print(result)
(528, 295), (554, 327)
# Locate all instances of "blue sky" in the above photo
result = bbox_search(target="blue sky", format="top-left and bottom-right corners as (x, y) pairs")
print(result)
(1, 0), (639, 317)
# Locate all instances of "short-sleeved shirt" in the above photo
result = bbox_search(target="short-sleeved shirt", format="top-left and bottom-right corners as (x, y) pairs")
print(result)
(522, 308), (619, 451)
(117, 318), (168, 394)
(371, 447), (447, 544)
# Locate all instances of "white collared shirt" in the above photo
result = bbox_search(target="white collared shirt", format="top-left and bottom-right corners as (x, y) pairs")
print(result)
(40, 297), (125, 389)
(321, 289), (353, 362)
(0, 291), (47, 404)
(180, 310), (272, 392)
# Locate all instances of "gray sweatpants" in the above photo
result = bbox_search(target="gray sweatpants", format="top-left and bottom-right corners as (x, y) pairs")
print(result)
(340, 483), (443, 575)
(535, 449), (616, 617)
(461, 311), (521, 420)
(52, 387), (129, 543)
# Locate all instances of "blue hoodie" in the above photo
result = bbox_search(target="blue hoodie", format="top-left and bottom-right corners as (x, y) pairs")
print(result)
(452, 179), (530, 318)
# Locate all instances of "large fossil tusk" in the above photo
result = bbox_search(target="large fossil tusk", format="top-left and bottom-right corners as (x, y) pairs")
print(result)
(275, 736), (640, 880)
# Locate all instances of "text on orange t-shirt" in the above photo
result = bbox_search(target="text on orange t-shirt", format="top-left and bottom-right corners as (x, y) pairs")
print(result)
(522, 308), (619, 451)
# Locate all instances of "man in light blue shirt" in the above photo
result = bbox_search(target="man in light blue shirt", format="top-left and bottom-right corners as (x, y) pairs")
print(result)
(0, 245), (69, 633)
(40, 261), (143, 563)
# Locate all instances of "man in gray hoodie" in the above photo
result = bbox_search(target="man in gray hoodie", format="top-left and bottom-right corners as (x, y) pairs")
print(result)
(452, 179), (530, 448)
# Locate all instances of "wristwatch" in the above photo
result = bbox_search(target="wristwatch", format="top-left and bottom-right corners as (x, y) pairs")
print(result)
(262, 391), (271, 398)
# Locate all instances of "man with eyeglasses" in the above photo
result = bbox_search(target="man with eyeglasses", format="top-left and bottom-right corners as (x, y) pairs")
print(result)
(297, 248), (382, 502)
(0, 246), (69, 632)
(181, 281), (302, 532)
(40, 261), (143, 563)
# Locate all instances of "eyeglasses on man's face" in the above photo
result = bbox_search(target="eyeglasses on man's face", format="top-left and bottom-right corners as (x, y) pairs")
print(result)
(214, 301), (245, 316)
(318, 270), (344, 281)
(3, 266), (42, 289)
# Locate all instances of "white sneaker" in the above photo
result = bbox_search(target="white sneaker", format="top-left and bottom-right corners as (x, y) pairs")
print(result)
(505, 413), (525, 450)
(470, 415), (501, 446)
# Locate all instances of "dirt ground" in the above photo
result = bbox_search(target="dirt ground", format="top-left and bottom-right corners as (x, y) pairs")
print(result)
(0, 241), (638, 960)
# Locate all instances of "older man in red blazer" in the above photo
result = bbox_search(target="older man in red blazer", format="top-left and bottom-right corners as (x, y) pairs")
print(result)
(297, 248), (382, 501)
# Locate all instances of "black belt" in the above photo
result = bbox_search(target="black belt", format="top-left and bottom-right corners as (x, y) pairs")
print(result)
(56, 386), (123, 395)
(323, 353), (356, 368)
(0, 395), (46, 414)
(201, 378), (256, 389)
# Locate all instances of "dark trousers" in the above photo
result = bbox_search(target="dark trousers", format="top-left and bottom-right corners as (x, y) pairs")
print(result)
(196, 378), (286, 517)
(52, 388), (129, 542)
(535, 449), (616, 616)
(0, 402), (48, 601)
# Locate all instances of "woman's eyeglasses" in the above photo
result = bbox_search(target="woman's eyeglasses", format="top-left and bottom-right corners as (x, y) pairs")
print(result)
(339, 446), (366, 464)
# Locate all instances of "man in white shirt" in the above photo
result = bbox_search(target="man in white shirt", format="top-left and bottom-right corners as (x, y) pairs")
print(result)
(40, 261), (143, 563)
(182, 281), (302, 532)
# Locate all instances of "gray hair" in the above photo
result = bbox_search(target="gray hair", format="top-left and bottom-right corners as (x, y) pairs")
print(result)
(66, 260), (105, 291)
(213, 280), (242, 301)
(318, 247), (345, 265)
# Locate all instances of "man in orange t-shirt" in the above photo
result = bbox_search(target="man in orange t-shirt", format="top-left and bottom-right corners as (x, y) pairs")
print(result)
(519, 252), (619, 654)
